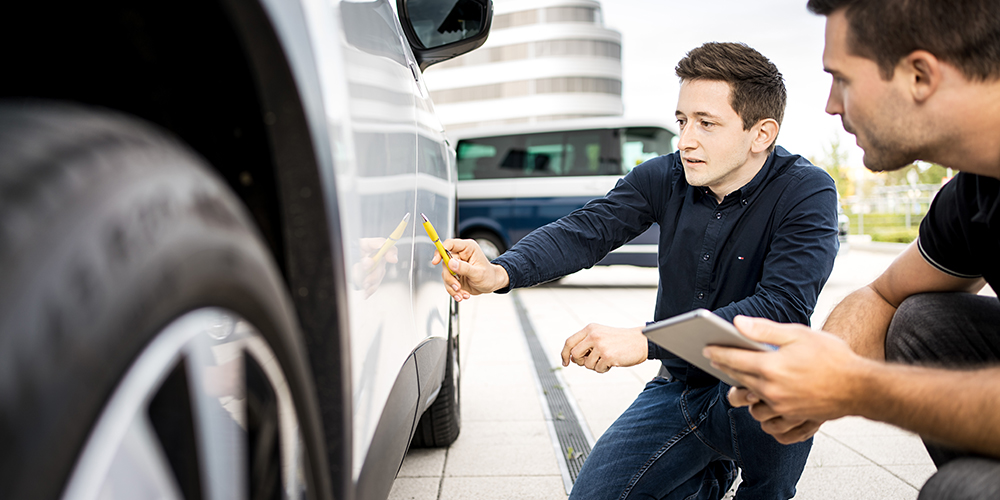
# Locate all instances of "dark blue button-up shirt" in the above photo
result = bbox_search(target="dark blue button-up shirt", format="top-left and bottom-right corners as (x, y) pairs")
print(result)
(492, 146), (840, 384)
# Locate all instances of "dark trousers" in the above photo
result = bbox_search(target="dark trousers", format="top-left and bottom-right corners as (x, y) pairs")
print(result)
(884, 292), (1000, 499)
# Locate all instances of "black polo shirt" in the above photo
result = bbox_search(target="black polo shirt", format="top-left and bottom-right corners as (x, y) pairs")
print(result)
(918, 172), (1000, 299)
(492, 146), (840, 383)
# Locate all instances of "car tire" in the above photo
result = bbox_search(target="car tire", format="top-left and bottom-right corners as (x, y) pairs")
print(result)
(466, 230), (506, 261)
(410, 300), (461, 448)
(0, 102), (329, 500)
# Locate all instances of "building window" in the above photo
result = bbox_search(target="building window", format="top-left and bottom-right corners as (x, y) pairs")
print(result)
(492, 6), (600, 30)
(430, 77), (621, 104)
(544, 7), (597, 23)
(492, 9), (539, 30)
(536, 77), (621, 95)
(432, 39), (621, 69)
(536, 39), (621, 59)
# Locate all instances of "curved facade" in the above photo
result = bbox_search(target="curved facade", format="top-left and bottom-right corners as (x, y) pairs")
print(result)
(423, 0), (623, 130)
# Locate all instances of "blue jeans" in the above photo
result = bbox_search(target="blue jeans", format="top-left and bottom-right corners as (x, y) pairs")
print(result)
(570, 376), (811, 500)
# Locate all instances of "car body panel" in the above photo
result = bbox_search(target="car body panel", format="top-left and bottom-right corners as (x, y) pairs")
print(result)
(2, 0), (488, 497)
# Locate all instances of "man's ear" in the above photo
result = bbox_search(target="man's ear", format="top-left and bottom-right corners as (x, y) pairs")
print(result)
(751, 119), (779, 154)
(900, 50), (942, 103)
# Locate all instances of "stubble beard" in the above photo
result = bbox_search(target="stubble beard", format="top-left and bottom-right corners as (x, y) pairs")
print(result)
(847, 116), (919, 173)
(852, 94), (924, 173)
(861, 131), (920, 173)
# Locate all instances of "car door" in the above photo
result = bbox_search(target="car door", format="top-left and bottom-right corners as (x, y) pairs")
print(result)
(338, 0), (422, 480)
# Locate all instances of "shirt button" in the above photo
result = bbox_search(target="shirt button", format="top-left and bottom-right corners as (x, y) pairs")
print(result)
(702, 253), (710, 261)
(696, 292), (705, 300)
(741, 198), (748, 205)
(714, 212), (722, 219)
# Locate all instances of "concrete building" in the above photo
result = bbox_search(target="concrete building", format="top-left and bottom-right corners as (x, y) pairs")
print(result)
(423, 0), (623, 131)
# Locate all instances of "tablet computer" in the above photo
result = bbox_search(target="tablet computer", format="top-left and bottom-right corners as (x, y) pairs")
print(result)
(642, 309), (774, 386)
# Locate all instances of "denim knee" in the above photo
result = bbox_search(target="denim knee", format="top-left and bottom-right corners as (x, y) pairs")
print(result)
(885, 294), (934, 363)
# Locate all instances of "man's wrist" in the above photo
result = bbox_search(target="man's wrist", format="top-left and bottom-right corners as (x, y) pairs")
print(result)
(842, 355), (882, 418)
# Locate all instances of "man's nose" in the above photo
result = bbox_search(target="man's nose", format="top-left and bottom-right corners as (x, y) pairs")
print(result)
(677, 126), (697, 150)
(825, 85), (843, 116)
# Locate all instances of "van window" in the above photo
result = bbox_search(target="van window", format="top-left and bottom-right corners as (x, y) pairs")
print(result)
(456, 128), (622, 180)
(622, 126), (676, 172)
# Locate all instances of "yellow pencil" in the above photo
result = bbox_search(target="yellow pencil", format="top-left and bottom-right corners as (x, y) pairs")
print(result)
(421, 213), (457, 276)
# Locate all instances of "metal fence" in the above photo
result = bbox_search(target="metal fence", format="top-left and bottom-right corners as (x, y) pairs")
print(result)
(843, 183), (942, 235)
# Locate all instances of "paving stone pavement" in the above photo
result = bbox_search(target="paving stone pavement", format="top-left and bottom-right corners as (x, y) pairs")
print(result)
(389, 242), (994, 499)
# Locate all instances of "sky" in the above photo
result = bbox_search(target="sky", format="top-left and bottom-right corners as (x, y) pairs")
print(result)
(599, 0), (865, 168)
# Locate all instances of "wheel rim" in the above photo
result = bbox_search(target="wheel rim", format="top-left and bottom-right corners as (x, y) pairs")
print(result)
(475, 237), (501, 261)
(62, 308), (309, 500)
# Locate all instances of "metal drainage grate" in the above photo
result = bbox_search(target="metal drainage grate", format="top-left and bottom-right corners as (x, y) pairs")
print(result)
(513, 292), (595, 494)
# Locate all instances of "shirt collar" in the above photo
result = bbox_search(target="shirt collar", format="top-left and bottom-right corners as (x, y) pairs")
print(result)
(690, 148), (778, 205)
(737, 147), (778, 201)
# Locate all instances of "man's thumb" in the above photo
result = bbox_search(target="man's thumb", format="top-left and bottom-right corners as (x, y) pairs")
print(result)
(733, 315), (799, 346)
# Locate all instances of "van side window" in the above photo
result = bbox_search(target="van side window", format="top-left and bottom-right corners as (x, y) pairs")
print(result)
(564, 130), (620, 176)
(622, 127), (676, 172)
(457, 136), (522, 180)
(456, 128), (622, 180)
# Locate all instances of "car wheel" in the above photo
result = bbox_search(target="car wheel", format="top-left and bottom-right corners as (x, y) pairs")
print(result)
(467, 230), (505, 261)
(0, 102), (329, 500)
(410, 300), (461, 448)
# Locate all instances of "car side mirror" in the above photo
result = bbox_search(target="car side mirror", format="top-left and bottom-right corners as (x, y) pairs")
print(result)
(397, 0), (493, 71)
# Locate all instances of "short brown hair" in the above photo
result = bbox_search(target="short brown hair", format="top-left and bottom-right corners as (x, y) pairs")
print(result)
(807, 0), (1000, 81)
(675, 42), (787, 138)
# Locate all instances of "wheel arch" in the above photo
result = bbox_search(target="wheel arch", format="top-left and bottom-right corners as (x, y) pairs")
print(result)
(1, 1), (352, 499)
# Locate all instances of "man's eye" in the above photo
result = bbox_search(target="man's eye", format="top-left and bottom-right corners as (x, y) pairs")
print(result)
(701, 121), (714, 128)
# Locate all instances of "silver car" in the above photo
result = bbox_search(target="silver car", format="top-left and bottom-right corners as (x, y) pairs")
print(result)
(0, 1), (491, 499)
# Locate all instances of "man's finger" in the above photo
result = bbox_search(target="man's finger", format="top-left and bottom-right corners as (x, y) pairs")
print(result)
(595, 358), (611, 373)
(768, 419), (822, 445)
(704, 345), (768, 382)
(443, 238), (478, 258)
(733, 315), (804, 346)
(445, 256), (478, 281)
(571, 343), (592, 366)
(727, 386), (760, 407)
(562, 330), (588, 366)
(748, 400), (781, 422)
(440, 265), (463, 301)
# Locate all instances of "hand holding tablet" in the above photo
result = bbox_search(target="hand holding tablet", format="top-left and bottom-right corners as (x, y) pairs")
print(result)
(642, 309), (775, 386)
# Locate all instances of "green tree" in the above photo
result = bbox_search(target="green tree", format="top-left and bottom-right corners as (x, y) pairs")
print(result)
(875, 161), (949, 186)
(811, 137), (853, 199)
